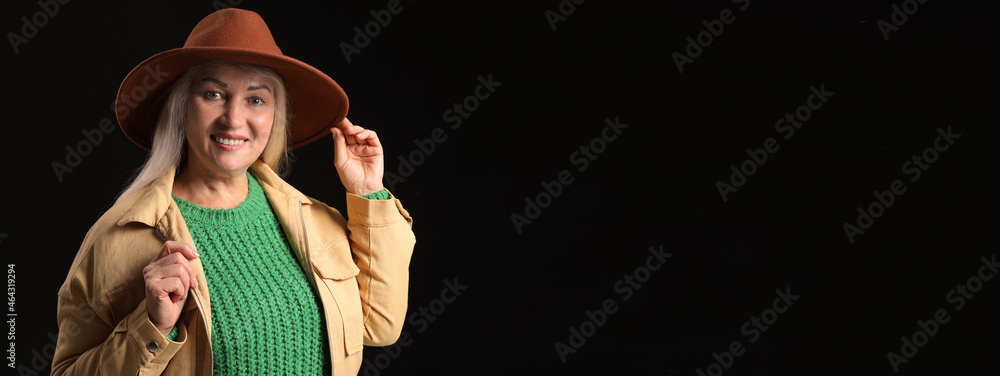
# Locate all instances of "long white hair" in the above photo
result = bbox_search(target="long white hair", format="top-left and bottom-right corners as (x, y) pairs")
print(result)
(116, 60), (291, 203)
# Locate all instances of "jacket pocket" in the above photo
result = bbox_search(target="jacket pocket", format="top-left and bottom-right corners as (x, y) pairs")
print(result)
(311, 240), (364, 356)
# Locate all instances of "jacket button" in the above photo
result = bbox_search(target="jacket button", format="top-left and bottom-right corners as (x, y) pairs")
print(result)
(147, 341), (159, 353)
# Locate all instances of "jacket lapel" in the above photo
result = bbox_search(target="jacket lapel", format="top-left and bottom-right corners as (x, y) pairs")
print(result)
(249, 160), (317, 287)
(115, 164), (214, 339)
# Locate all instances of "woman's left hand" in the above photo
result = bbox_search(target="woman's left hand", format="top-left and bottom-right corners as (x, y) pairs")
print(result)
(331, 118), (385, 196)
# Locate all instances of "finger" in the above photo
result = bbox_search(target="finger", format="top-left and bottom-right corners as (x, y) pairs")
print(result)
(331, 127), (349, 164)
(164, 278), (188, 304)
(147, 256), (198, 289)
(367, 131), (382, 148)
(160, 242), (198, 287)
(163, 263), (193, 292)
(337, 117), (354, 131)
(354, 129), (373, 143)
(338, 125), (362, 145)
(336, 118), (363, 135)
(147, 250), (197, 289)
(150, 277), (187, 303)
(166, 251), (199, 289)
(357, 129), (381, 143)
(156, 240), (200, 261)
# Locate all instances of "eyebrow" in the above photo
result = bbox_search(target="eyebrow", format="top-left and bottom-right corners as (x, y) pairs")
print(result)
(200, 77), (228, 88)
(248, 84), (271, 92)
(199, 77), (271, 92)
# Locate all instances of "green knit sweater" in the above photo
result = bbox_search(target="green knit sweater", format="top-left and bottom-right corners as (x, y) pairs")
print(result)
(171, 173), (365, 375)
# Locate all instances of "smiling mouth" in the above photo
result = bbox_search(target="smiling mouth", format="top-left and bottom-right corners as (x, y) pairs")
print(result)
(212, 135), (247, 146)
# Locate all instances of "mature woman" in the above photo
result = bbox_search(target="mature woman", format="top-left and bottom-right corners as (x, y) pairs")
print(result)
(52, 8), (415, 375)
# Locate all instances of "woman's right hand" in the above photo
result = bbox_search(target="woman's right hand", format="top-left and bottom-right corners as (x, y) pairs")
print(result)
(143, 241), (200, 335)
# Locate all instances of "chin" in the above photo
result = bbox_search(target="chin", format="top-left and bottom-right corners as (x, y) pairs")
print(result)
(207, 157), (255, 174)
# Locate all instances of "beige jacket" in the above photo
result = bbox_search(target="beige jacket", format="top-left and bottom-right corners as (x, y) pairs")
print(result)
(52, 160), (415, 375)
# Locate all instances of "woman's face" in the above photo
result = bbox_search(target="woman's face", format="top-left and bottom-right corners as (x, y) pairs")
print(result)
(183, 63), (275, 179)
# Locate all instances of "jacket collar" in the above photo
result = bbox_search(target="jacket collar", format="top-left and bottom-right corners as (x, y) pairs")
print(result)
(116, 159), (310, 228)
(116, 164), (179, 228)
(248, 159), (311, 206)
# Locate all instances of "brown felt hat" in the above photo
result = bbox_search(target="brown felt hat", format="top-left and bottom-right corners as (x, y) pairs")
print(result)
(115, 8), (348, 150)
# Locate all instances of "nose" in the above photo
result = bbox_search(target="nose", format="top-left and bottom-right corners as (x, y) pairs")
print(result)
(219, 100), (245, 127)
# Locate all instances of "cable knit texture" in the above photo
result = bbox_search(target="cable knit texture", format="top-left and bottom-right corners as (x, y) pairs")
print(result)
(173, 172), (329, 375)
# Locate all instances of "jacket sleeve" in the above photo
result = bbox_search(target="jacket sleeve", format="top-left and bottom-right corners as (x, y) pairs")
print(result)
(51, 249), (188, 375)
(344, 191), (416, 346)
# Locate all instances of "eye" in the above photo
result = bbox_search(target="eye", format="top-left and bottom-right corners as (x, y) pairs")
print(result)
(204, 91), (223, 100)
(248, 97), (265, 106)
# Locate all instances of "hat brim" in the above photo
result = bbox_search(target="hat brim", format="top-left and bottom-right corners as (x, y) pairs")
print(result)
(115, 46), (348, 150)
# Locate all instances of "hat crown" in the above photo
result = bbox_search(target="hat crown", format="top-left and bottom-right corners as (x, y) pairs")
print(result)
(183, 8), (282, 55)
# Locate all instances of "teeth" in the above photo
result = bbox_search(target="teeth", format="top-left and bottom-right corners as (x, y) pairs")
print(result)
(213, 136), (246, 146)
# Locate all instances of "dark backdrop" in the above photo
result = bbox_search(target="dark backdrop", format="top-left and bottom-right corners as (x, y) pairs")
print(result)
(4, 0), (998, 375)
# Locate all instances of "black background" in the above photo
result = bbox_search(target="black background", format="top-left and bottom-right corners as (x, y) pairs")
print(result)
(3, 0), (999, 375)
